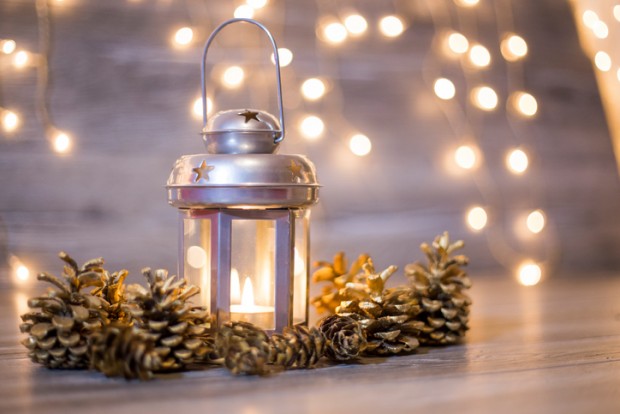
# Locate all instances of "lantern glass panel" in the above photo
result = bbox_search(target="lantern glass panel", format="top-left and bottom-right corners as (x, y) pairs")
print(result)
(293, 210), (310, 325)
(183, 218), (211, 311)
(229, 219), (276, 330)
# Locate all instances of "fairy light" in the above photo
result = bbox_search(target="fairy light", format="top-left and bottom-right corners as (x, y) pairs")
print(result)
(379, 15), (405, 38)
(454, 145), (478, 170)
(173, 27), (193, 46)
(469, 44), (491, 68)
(471, 86), (498, 111)
(246, 0), (268, 9)
(1, 39), (16, 54)
(582, 10), (598, 28)
(13, 50), (29, 69)
(592, 20), (608, 39)
(301, 78), (326, 101)
(344, 14), (368, 36)
(501, 34), (528, 62)
(517, 261), (542, 286)
(322, 22), (348, 44)
(433, 78), (456, 100)
(52, 131), (72, 154)
(234, 5), (254, 18)
(349, 134), (372, 156)
(222, 66), (245, 88)
(466, 206), (488, 231)
(511, 92), (538, 117)
(299, 115), (324, 140)
(270, 48), (293, 67)
(526, 210), (546, 234)
(506, 148), (529, 174)
(594, 51), (612, 72)
(2, 110), (19, 132)
(192, 97), (213, 119)
(447, 32), (469, 55)
(455, 0), (480, 8)
(9, 256), (30, 285)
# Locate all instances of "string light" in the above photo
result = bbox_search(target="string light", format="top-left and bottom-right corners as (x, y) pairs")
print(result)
(447, 32), (469, 55)
(246, 0), (268, 9)
(270, 48), (293, 67)
(9, 256), (30, 285)
(234, 5), (254, 18)
(466, 206), (488, 231)
(344, 14), (368, 36)
(594, 51), (612, 72)
(349, 134), (372, 156)
(500, 34), (528, 62)
(52, 131), (72, 154)
(173, 27), (193, 46)
(506, 148), (529, 174)
(592, 20), (608, 39)
(468, 44), (491, 68)
(13, 50), (30, 69)
(222, 66), (244, 88)
(526, 210), (546, 234)
(433, 78), (456, 100)
(517, 261), (542, 286)
(378, 15), (405, 38)
(510, 91), (538, 117)
(1, 110), (19, 132)
(301, 78), (326, 101)
(455, 0), (480, 8)
(1, 39), (16, 54)
(299, 115), (324, 139)
(321, 22), (348, 44)
(192, 97), (213, 119)
(471, 86), (498, 111)
(454, 145), (478, 170)
(582, 10), (599, 28)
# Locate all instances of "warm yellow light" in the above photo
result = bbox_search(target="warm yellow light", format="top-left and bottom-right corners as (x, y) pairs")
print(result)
(379, 15), (405, 38)
(187, 245), (207, 269)
(454, 145), (478, 170)
(526, 210), (546, 234)
(301, 78), (326, 101)
(471, 86), (498, 111)
(517, 261), (542, 286)
(231, 268), (241, 304)
(192, 97), (213, 119)
(447, 32), (469, 54)
(300, 115), (324, 139)
(222, 66), (245, 88)
(582, 10), (599, 28)
(173, 27), (193, 46)
(16, 265), (30, 282)
(52, 132), (72, 154)
(506, 148), (528, 174)
(455, 0), (480, 7)
(241, 277), (255, 307)
(434, 78), (456, 100)
(512, 91), (538, 117)
(13, 50), (29, 68)
(501, 34), (528, 62)
(466, 206), (488, 231)
(614, 5), (620, 22)
(271, 48), (293, 67)
(2, 110), (19, 132)
(469, 44), (491, 67)
(246, 0), (268, 9)
(234, 4), (254, 18)
(1, 39), (16, 54)
(349, 134), (372, 156)
(322, 22), (348, 44)
(344, 14), (368, 36)
(592, 20), (608, 39)
(594, 51), (612, 72)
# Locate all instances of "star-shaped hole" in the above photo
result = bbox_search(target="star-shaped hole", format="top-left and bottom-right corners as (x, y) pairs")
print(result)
(192, 160), (215, 183)
(238, 110), (261, 124)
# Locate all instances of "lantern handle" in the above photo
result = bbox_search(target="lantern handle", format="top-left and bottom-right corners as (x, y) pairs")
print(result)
(201, 18), (285, 143)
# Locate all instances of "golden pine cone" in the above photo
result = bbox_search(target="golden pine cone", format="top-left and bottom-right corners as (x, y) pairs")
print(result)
(216, 321), (271, 375)
(269, 325), (326, 369)
(318, 315), (366, 361)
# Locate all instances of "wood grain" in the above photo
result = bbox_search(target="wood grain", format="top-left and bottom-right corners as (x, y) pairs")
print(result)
(2, 275), (620, 414)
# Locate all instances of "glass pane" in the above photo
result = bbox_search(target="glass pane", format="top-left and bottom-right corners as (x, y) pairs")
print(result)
(183, 218), (211, 312)
(293, 210), (309, 325)
(229, 219), (276, 330)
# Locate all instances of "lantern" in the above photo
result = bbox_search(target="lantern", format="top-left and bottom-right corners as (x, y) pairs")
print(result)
(166, 18), (320, 333)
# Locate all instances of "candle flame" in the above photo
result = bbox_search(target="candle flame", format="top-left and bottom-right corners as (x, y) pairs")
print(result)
(241, 277), (255, 307)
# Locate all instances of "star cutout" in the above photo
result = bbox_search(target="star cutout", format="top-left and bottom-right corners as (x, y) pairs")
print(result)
(238, 110), (261, 124)
(192, 160), (215, 183)
(287, 160), (305, 182)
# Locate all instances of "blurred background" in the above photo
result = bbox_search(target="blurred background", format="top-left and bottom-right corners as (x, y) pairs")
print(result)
(1, 0), (620, 289)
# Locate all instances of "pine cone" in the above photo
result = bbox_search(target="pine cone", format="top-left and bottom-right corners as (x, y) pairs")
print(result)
(318, 315), (366, 361)
(89, 323), (160, 380)
(405, 232), (472, 345)
(337, 259), (423, 355)
(123, 268), (213, 371)
(269, 325), (326, 369)
(216, 321), (271, 375)
(19, 252), (108, 369)
(311, 252), (369, 315)
(92, 269), (129, 324)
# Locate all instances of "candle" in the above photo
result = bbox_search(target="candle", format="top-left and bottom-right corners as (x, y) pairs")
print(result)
(230, 277), (275, 328)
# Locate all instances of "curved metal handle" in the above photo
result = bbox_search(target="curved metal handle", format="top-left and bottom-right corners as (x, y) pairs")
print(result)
(201, 18), (285, 143)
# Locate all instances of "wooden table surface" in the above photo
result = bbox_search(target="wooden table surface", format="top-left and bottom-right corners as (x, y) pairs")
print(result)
(2, 275), (620, 414)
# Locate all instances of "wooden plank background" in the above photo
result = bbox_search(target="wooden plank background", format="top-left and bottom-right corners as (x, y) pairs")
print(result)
(1, 0), (620, 285)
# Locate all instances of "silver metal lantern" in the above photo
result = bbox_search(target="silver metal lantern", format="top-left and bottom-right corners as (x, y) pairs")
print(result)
(166, 18), (320, 333)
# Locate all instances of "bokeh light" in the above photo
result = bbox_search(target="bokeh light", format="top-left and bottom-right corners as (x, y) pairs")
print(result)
(594, 51), (611, 72)
(52, 131), (72, 154)
(322, 22), (348, 44)
(2, 110), (19, 132)
(13, 50), (29, 68)
(501, 34), (528, 62)
(447, 32), (469, 55)
(299, 115), (324, 139)
(173, 27), (193, 46)
(434, 78), (456, 100)
(1, 39), (16, 54)
(222, 66), (245, 88)
(469, 44), (491, 67)
(246, 0), (268, 9)
(517, 261), (542, 286)
(526, 210), (546, 234)
(582, 10), (599, 28)
(349, 134), (372, 156)
(454, 145), (478, 170)
(506, 148), (529, 174)
(455, 0), (480, 7)
(511, 91), (538, 117)
(466, 206), (488, 231)
(192, 97), (213, 119)
(344, 14), (368, 36)
(592, 20), (608, 39)
(234, 4), (254, 18)
(471, 86), (498, 111)
(271, 48), (293, 67)
(379, 15), (405, 38)
(301, 78), (326, 101)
